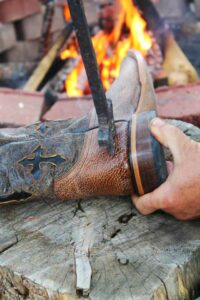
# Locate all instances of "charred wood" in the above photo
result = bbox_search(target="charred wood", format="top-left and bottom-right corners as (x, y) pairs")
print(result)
(38, 0), (56, 59)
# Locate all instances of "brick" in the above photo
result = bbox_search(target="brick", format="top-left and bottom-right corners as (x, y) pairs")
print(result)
(152, 0), (188, 18)
(0, 0), (41, 23)
(52, 6), (66, 32)
(19, 12), (43, 41)
(45, 83), (200, 128)
(156, 83), (200, 127)
(0, 23), (16, 54)
(1, 83), (200, 127)
(45, 95), (93, 120)
(0, 88), (43, 125)
(18, 7), (65, 40)
(5, 40), (40, 63)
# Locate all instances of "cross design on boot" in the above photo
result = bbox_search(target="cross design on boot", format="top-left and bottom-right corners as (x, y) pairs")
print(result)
(19, 146), (65, 180)
(36, 123), (50, 135)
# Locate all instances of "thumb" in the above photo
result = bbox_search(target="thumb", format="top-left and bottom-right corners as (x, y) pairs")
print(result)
(150, 118), (190, 162)
(132, 177), (171, 215)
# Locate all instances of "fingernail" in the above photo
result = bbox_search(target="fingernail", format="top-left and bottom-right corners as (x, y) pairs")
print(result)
(150, 118), (165, 128)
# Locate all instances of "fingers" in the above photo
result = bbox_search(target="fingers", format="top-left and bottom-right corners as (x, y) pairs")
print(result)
(132, 179), (171, 215)
(132, 193), (156, 215)
(166, 161), (174, 175)
(150, 118), (190, 162)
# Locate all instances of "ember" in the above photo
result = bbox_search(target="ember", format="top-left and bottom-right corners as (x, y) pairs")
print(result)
(60, 0), (153, 96)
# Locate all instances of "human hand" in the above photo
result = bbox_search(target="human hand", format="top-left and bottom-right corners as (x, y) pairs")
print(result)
(132, 118), (200, 220)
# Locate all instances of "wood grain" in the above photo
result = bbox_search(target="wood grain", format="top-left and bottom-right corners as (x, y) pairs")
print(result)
(0, 120), (200, 300)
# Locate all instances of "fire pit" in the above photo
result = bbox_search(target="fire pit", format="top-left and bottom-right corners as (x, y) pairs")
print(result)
(60, 0), (164, 97)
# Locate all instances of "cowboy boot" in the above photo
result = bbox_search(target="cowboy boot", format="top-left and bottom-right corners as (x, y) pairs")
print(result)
(0, 50), (167, 205)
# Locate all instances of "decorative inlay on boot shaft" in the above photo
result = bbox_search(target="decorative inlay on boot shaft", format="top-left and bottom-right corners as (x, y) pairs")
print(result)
(36, 123), (49, 135)
(18, 146), (66, 180)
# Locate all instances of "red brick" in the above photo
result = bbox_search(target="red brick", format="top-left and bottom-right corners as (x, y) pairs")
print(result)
(0, 0), (41, 23)
(156, 83), (200, 127)
(0, 88), (43, 125)
(20, 12), (43, 40)
(5, 40), (40, 62)
(52, 7), (66, 32)
(0, 23), (16, 54)
(45, 95), (93, 120)
(20, 7), (65, 40)
(45, 83), (200, 128)
(1, 83), (200, 127)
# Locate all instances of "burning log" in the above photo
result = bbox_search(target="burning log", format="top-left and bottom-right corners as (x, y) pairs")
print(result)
(23, 22), (73, 92)
(61, 0), (154, 96)
(0, 50), (198, 207)
(60, 0), (168, 98)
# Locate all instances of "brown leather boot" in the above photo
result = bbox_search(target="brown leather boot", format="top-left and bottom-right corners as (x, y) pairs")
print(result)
(0, 50), (167, 205)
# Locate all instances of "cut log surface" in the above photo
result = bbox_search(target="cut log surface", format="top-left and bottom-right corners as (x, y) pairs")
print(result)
(0, 120), (200, 300)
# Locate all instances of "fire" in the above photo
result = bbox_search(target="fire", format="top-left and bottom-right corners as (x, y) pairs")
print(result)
(61, 0), (152, 96)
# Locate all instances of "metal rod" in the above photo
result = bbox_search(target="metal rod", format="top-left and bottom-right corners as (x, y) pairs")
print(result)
(67, 0), (116, 154)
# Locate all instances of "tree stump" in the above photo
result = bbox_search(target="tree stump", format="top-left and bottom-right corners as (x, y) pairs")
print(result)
(0, 196), (200, 300)
(0, 120), (200, 300)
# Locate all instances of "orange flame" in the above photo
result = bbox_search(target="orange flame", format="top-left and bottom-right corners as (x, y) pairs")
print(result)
(61, 0), (152, 96)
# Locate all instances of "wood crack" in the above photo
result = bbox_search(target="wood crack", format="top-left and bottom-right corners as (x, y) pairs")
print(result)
(0, 237), (19, 255)
(155, 274), (170, 300)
